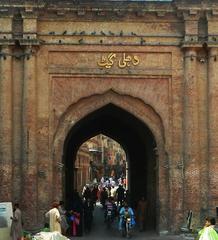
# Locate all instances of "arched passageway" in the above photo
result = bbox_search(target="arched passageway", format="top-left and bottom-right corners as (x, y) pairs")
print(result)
(63, 104), (157, 230)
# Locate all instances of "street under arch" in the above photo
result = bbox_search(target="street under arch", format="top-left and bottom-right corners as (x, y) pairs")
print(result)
(63, 103), (157, 230)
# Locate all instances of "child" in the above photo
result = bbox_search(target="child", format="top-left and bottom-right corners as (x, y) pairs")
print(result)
(198, 217), (218, 240)
(69, 211), (80, 236)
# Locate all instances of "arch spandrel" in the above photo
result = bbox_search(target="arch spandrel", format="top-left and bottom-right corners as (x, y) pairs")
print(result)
(53, 89), (165, 147)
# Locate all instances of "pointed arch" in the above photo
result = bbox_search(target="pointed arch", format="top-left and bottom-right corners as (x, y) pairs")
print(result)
(52, 90), (169, 232)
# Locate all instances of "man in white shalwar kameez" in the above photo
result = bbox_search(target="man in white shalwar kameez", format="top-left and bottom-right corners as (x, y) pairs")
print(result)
(10, 203), (23, 240)
(45, 202), (61, 233)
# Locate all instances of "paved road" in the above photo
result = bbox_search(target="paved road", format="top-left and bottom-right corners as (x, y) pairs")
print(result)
(70, 203), (183, 240)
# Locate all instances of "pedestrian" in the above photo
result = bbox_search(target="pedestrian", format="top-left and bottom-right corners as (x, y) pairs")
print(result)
(10, 203), (23, 240)
(45, 202), (61, 233)
(71, 190), (84, 236)
(100, 187), (108, 209)
(124, 190), (131, 206)
(136, 196), (147, 231)
(83, 187), (92, 201)
(69, 210), (80, 236)
(116, 185), (125, 206)
(58, 201), (69, 235)
(110, 186), (116, 199)
(198, 217), (218, 240)
(83, 198), (94, 233)
(91, 185), (98, 206)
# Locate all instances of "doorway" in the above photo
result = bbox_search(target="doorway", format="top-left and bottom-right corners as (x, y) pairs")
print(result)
(63, 104), (157, 230)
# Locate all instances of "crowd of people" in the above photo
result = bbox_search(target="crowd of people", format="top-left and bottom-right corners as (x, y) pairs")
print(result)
(8, 173), (150, 239)
(9, 177), (144, 239)
(42, 179), (135, 238)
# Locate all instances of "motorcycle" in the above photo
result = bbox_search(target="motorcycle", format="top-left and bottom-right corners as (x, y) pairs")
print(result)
(106, 209), (113, 229)
(121, 215), (132, 238)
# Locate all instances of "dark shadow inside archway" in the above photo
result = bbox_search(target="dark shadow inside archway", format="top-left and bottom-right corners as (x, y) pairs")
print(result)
(63, 103), (157, 230)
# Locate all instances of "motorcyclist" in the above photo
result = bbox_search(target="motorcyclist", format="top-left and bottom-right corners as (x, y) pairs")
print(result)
(104, 197), (116, 222)
(118, 202), (135, 233)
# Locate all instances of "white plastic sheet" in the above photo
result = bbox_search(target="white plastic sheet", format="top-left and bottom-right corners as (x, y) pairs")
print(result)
(33, 231), (70, 240)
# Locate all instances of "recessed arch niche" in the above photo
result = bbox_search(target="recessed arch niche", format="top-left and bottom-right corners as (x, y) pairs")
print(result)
(52, 90), (168, 232)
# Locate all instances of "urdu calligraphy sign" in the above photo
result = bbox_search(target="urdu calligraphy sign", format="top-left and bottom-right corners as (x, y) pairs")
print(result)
(49, 51), (171, 75)
(97, 53), (140, 69)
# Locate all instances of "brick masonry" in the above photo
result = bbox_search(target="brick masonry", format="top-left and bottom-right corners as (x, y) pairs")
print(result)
(0, 0), (218, 233)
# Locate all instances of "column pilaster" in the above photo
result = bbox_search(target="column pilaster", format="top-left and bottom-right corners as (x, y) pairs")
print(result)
(208, 47), (218, 213)
(0, 46), (13, 201)
(183, 48), (201, 227)
(12, 48), (24, 202)
(21, 45), (38, 227)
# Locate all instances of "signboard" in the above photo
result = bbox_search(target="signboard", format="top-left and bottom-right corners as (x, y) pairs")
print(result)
(0, 202), (13, 240)
(97, 53), (140, 69)
(48, 51), (172, 75)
